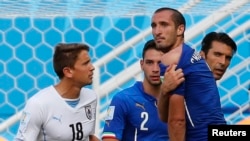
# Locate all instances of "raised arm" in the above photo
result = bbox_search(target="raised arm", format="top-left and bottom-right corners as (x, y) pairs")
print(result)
(157, 64), (184, 122)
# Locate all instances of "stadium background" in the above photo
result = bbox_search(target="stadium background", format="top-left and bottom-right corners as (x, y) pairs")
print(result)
(0, 0), (250, 140)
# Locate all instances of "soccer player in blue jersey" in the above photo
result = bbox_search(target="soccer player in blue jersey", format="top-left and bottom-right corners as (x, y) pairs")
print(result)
(200, 32), (237, 81)
(152, 7), (227, 141)
(101, 39), (184, 141)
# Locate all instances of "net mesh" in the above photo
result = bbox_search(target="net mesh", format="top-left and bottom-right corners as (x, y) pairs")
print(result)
(0, 0), (249, 17)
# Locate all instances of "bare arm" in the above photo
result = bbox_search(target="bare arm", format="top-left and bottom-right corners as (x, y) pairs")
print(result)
(168, 94), (186, 141)
(157, 64), (184, 122)
(157, 91), (169, 122)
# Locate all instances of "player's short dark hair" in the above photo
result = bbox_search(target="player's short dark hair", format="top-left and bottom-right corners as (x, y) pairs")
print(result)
(142, 39), (160, 59)
(154, 7), (186, 32)
(53, 43), (90, 79)
(201, 32), (237, 55)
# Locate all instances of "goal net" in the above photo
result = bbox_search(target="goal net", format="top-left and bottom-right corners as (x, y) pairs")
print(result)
(0, 0), (250, 140)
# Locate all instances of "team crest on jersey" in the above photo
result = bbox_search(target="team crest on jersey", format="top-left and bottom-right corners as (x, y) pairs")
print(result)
(19, 111), (31, 132)
(85, 105), (92, 120)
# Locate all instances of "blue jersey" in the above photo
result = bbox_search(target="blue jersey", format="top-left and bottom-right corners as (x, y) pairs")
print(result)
(160, 44), (226, 141)
(102, 81), (168, 141)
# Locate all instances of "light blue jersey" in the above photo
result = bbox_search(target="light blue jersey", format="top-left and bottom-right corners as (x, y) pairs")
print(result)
(102, 82), (168, 141)
(160, 44), (226, 141)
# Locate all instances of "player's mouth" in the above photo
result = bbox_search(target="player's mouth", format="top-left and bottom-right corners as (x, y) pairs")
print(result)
(151, 76), (160, 81)
(89, 74), (94, 79)
(214, 69), (225, 75)
(155, 37), (164, 43)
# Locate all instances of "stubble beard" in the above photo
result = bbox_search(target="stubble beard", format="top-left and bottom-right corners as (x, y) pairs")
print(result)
(150, 81), (161, 87)
(146, 76), (161, 87)
(156, 43), (172, 53)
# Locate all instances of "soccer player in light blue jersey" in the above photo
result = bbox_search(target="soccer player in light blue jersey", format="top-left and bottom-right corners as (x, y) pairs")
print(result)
(102, 39), (184, 141)
(15, 43), (99, 141)
(152, 7), (227, 141)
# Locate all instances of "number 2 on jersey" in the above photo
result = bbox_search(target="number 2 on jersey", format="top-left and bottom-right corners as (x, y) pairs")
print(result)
(140, 112), (149, 131)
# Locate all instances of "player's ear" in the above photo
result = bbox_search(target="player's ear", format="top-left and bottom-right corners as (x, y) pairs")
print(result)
(140, 59), (144, 70)
(177, 24), (185, 36)
(200, 51), (205, 59)
(63, 67), (73, 78)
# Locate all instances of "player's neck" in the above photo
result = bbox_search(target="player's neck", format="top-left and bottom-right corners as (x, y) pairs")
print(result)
(54, 80), (81, 99)
(171, 38), (183, 50)
(161, 45), (182, 66)
(162, 38), (183, 53)
(143, 81), (161, 98)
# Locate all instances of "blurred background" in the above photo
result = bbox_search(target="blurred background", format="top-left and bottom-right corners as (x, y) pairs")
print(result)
(0, 0), (250, 140)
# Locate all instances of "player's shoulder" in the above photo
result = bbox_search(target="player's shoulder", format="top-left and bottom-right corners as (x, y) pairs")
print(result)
(29, 85), (54, 100)
(25, 85), (55, 108)
(80, 87), (97, 99)
(81, 87), (95, 94)
(117, 82), (141, 97)
(112, 82), (144, 103)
